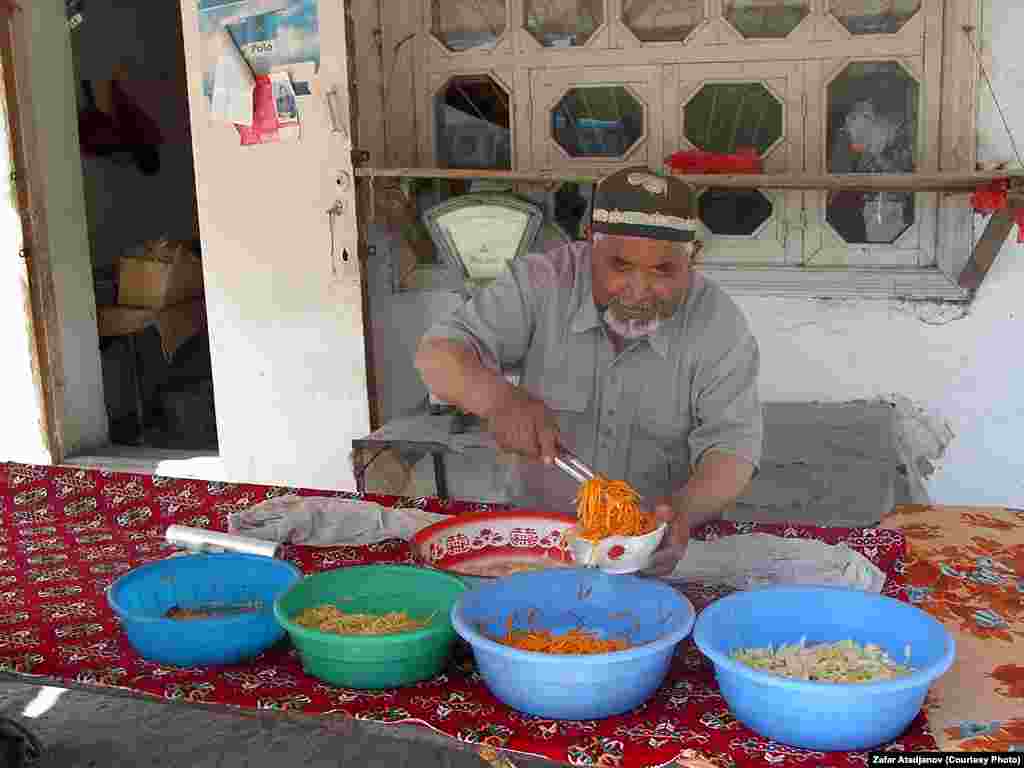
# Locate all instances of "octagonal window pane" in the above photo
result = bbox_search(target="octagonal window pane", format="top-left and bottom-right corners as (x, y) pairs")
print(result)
(724, 0), (809, 38)
(435, 76), (511, 169)
(827, 190), (915, 244)
(525, 0), (602, 47)
(622, 0), (705, 43)
(551, 87), (643, 158)
(700, 188), (773, 236)
(831, 0), (921, 35)
(684, 83), (783, 156)
(430, 0), (506, 52)
(826, 61), (917, 243)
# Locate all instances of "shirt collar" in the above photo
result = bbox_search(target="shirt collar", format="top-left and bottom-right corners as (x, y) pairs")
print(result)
(570, 244), (603, 334)
(647, 322), (672, 359)
(570, 292), (603, 335)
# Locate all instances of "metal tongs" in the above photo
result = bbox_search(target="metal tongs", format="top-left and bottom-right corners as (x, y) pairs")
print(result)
(553, 448), (595, 485)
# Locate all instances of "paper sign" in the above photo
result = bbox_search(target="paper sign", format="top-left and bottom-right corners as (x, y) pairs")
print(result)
(198, 0), (320, 104)
(235, 73), (300, 146)
(210, 26), (255, 126)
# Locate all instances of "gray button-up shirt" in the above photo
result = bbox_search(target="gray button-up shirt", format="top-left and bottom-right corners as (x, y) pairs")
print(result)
(422, 241), (763, 517)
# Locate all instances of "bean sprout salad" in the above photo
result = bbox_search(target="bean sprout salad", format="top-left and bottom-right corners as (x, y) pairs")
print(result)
(730, 638), (914, 683)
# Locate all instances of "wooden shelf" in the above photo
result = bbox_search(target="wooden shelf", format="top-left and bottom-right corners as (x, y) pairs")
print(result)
(355, 167), (1024, 193)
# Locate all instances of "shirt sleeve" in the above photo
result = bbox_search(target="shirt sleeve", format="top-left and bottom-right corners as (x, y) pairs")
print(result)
(688, 312), (763, 473)
(420, 258), (538, 374)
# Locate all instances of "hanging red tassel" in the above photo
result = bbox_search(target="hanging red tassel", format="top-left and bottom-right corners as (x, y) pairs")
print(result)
(971, 179), (1024, 243)
(971, 179), (1009, 213)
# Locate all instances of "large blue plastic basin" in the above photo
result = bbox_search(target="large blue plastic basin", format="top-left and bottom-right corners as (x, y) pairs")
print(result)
(107, 553), (302, 667)
(692, 585), (956, 752)
(452, 568), (695, 720)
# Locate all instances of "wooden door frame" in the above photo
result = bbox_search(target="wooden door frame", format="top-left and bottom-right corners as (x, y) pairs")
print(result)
(1, 8), (65, 464)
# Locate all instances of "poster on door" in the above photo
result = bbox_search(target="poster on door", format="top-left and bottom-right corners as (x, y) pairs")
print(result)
(198, 0), (320, 105)
(235, 72), (301, 146)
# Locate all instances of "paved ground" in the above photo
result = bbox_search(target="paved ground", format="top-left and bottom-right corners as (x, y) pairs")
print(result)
(0, 680), (557, 768)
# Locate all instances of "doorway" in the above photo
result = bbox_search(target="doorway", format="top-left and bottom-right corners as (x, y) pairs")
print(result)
(70, 0), (219, 463)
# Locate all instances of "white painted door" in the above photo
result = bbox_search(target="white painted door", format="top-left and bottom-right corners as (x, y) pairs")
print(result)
(179, 0), (367, 491)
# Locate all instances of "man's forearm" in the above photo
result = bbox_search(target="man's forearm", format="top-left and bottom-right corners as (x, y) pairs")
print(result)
(670, 451), (755, 530)
(415, 338), (515, 418)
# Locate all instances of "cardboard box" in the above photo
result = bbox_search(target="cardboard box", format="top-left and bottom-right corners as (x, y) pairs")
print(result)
(117, 239), (204, 309)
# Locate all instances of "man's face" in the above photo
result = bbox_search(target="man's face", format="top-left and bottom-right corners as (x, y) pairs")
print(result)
(591, 233), (694, 339)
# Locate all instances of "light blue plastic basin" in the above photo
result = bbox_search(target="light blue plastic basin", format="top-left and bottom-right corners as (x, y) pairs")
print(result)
(451, 568), (695, 720)
(107, 553), (302, 667)
(692, 585), (956, 752)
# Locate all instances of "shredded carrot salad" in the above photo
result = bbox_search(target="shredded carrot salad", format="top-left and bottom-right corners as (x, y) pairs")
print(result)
(574, 475), (657, 543)
(294, 605), (436, 635)
(494, 615), (630, 654)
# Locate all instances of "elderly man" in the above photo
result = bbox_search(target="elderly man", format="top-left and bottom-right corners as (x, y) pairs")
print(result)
(415, 167), (762, 576)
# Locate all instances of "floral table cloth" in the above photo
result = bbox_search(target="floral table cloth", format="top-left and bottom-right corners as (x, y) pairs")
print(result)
(881, 505), (1024, 753)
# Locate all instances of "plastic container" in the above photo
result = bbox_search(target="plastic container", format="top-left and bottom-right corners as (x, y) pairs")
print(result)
(274, 564), (468, 689)
(692, 585), (956, 752)
(106, 553), (302, 667)
(411, 509), (576, 590)
(451, 568), (696, 720)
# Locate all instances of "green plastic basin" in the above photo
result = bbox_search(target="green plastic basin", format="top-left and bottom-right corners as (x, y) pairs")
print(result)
(273, 564), (468, 689)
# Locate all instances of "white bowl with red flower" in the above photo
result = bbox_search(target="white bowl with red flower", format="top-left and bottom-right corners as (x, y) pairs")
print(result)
(565, 522), (668, 575)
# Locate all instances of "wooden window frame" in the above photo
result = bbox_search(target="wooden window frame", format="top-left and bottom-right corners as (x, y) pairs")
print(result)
(396, 0), (981, 300)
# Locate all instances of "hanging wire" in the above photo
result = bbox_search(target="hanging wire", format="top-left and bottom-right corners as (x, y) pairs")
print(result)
(378, 31), (418, 165)
(963, 25), (1024, 169)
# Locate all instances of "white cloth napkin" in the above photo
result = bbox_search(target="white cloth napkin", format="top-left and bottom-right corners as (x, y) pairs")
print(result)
(227, 495), (450, 546)
(228, 497), (886, 593)
(668, 533), (886, 593)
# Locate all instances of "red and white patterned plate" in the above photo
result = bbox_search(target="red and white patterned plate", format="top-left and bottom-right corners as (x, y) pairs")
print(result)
(410, 510), (577, 584)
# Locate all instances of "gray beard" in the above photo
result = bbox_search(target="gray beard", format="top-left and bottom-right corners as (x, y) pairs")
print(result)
(605, 296), (680, 324)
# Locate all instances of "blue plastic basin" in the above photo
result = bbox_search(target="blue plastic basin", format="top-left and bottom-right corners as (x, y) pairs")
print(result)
(451, 568), (695, 720)
(692, 585), (956, 752)
(107, 553), (302, 667)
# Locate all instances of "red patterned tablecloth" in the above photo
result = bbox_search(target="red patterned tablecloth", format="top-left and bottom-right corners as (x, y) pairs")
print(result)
(0, 463), (938, 767)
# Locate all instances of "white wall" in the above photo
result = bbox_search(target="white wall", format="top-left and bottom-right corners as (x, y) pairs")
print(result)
(1, 61), (50, 465)
(729, 0), (1023, 507)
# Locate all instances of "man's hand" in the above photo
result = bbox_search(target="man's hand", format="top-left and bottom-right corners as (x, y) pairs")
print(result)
(642, 496), (689, 578)
(482, 387), (561, 464)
